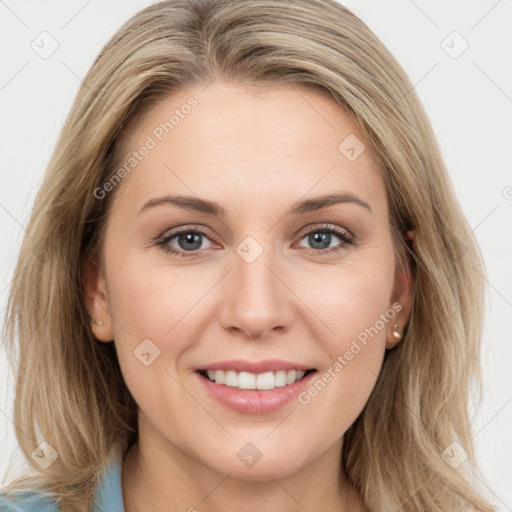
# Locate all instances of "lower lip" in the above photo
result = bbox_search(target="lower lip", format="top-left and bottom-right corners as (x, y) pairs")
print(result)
(196, 371), (317, 414)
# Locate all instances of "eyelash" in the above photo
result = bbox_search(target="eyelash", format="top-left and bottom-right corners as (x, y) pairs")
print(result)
(155, 224), (354, 259)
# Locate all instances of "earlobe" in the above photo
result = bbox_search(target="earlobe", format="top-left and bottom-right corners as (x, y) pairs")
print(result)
(82, 257), (114, 342)
(386, 230), (414, 350)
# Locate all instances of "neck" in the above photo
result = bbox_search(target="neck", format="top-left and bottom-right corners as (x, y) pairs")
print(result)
(121, 432), (367, 512)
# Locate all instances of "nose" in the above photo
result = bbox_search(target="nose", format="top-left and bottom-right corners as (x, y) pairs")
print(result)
(218, 248), (295, 340)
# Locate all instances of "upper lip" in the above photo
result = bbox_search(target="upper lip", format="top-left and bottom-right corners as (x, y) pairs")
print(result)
(196, 359), (315, 374)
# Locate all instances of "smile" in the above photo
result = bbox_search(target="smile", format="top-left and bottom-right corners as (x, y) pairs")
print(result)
(197, 369), (315, 390)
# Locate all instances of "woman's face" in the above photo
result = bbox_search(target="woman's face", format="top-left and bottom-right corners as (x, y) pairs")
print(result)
(85, 80), (412, 480)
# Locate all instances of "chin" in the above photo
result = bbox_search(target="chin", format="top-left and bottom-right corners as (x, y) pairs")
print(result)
(200, 441), (312, 482)
(218, 458), (306, 482)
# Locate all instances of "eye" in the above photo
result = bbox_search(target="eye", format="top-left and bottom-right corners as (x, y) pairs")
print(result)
(156, 223), (354, 258)
(295, 224), (354, 255)
(157, 227), (216, 258)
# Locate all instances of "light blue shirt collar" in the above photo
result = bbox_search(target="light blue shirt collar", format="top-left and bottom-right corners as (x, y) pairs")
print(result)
(92, 444), (126, 512)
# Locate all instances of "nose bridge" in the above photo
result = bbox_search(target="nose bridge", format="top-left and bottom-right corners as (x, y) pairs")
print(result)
(235, 247), (278, 300)
(219, 235), (293, 338)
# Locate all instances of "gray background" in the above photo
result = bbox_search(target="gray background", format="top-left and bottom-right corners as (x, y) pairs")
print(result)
(1, 0), (511, 509)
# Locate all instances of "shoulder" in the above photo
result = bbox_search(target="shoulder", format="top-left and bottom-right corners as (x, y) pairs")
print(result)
(0, 489), (61, 511)
(0, 444), (126, 512)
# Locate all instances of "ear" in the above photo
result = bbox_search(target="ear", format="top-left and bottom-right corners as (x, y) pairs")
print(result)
(82, 256), (114, 342)
(386, 230), (414, 350)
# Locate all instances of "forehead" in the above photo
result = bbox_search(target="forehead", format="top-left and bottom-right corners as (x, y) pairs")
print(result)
(110, 80), (386, 219)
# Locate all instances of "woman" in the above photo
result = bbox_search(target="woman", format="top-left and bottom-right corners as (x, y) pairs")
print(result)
(0, 0), (497, 510)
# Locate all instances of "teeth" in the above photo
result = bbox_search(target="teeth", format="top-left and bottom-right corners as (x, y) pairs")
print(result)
(274, 370), (287, 387)
(203, 369), (307, 390)
(238, 371), (256, 389)
(286, 370), (296, 385)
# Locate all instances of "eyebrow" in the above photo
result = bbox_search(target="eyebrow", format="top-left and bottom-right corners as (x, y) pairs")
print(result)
(138, 191), (372, 217)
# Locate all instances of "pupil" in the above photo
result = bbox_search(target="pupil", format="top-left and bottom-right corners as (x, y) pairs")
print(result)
(310, 232), (330, 249)
(179, 232), (202, 251)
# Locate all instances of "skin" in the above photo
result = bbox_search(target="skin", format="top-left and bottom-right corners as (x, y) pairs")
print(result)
(83, 79), (413, 512)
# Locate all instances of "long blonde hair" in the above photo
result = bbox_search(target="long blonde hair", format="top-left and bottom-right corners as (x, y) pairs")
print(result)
(1, 1), (496, 510)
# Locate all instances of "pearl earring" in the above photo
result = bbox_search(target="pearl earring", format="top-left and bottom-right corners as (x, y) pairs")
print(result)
(96, 321), (103, 328)
(392, 323), (401, 341)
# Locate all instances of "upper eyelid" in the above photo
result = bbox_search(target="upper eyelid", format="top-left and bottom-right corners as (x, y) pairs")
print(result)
(162, 225), (218, 243)
(296, 223), (352, 238)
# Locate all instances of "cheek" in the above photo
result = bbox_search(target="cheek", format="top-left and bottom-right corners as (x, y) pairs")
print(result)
(305, 254), (395, 353)
(334, 275), (392, 348)
(104, 261), (206, 424)
(105, 247), (210, 344)
(295, 257), (396, 435)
